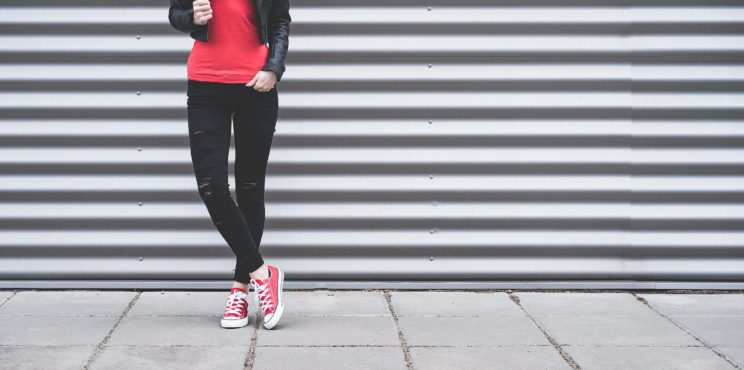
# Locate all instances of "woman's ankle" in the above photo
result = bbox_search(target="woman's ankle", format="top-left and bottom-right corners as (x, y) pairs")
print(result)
(249, 263), (270, 281)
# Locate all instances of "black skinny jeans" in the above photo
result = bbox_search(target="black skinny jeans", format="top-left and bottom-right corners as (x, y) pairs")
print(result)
(186, 79), (277, 283)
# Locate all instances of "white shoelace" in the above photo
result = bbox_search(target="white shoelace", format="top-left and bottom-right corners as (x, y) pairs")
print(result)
(223, 291), (248, 318)
(250, 279), (274, 316)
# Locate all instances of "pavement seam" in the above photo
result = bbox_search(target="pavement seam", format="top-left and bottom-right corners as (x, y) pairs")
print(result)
(243, 304), (262, 369)
(507, 291), (581, 370)
(0, 290), (17, 308)
(383, 290), (415, 370)
(631, 293), (742, 369)
(81, 291), (141, 370)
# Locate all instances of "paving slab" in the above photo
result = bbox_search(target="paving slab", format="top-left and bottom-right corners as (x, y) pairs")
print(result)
(398, 316), (550, 346)
(91, 345), (250, 370)
(716, 347), (744, 368)
(667, 316), (744, 346)
(281, 291), (390, 316)
(409, 346), (571, 370)
(129, 291), (231, 316)
(0, 291), (135, 316)
(390, 291), (522, 317)
(254, 346), (407, 370)
(515, 292), (655, 316)
(564, 345), (734, 370)
(0, 345), (94, 370)
(0, 316), (118, 346)
(533, 314), (700, 346)
(636, 294), (744, 348)
(256, 315), (400, 346)
(107, 315), (255, 346)
(638, 294), (744, 316)
(130, 291), (391, 317)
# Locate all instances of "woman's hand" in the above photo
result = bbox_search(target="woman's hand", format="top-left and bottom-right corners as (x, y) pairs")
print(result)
(192, 0), (212, 26)
(246, 71), (277, 92)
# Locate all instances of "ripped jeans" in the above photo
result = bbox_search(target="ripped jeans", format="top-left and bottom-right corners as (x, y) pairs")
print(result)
(186, 79), (278, 283)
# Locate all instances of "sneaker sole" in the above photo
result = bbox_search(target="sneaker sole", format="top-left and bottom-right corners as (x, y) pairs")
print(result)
(221, 315), (249, 328)
(263, 267), (284, 330)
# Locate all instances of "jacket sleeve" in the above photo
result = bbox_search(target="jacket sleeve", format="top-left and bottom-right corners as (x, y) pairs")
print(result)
(168, 0), (207, 34)
(261, 0), (291, 82)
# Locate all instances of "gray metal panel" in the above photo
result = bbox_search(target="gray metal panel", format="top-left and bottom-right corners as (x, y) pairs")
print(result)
(0, 0), (742, 288)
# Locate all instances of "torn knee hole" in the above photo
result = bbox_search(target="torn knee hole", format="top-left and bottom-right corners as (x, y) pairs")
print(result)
(198, 177), (214, 198)
(239, 181), (260, 189)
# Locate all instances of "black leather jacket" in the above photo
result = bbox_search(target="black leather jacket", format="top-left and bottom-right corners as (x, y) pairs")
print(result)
(168, 0), (291, 82)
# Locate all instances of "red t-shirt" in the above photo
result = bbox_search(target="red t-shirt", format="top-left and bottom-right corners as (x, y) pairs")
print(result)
(187, 0), (269, 83)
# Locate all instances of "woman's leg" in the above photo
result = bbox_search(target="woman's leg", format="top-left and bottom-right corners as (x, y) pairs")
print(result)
(187, 80), (265, 284)
(232, 86), (278, 283)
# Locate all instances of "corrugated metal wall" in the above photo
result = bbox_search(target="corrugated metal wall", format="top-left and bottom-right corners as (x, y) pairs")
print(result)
(1, 0), (743, 289)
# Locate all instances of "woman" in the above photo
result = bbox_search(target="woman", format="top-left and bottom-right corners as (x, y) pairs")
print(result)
(168, 0), (290, 329)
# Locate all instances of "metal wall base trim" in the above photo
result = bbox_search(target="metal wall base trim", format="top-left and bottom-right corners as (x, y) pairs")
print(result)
(1, 280), (744, 291)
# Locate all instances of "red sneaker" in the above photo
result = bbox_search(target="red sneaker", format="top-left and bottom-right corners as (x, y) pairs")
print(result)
(220, 287), (249, 328)
(249, 265), (285, 329)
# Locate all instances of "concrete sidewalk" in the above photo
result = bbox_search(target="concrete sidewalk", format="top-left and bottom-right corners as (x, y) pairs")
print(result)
(0, 290), (742, 370)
